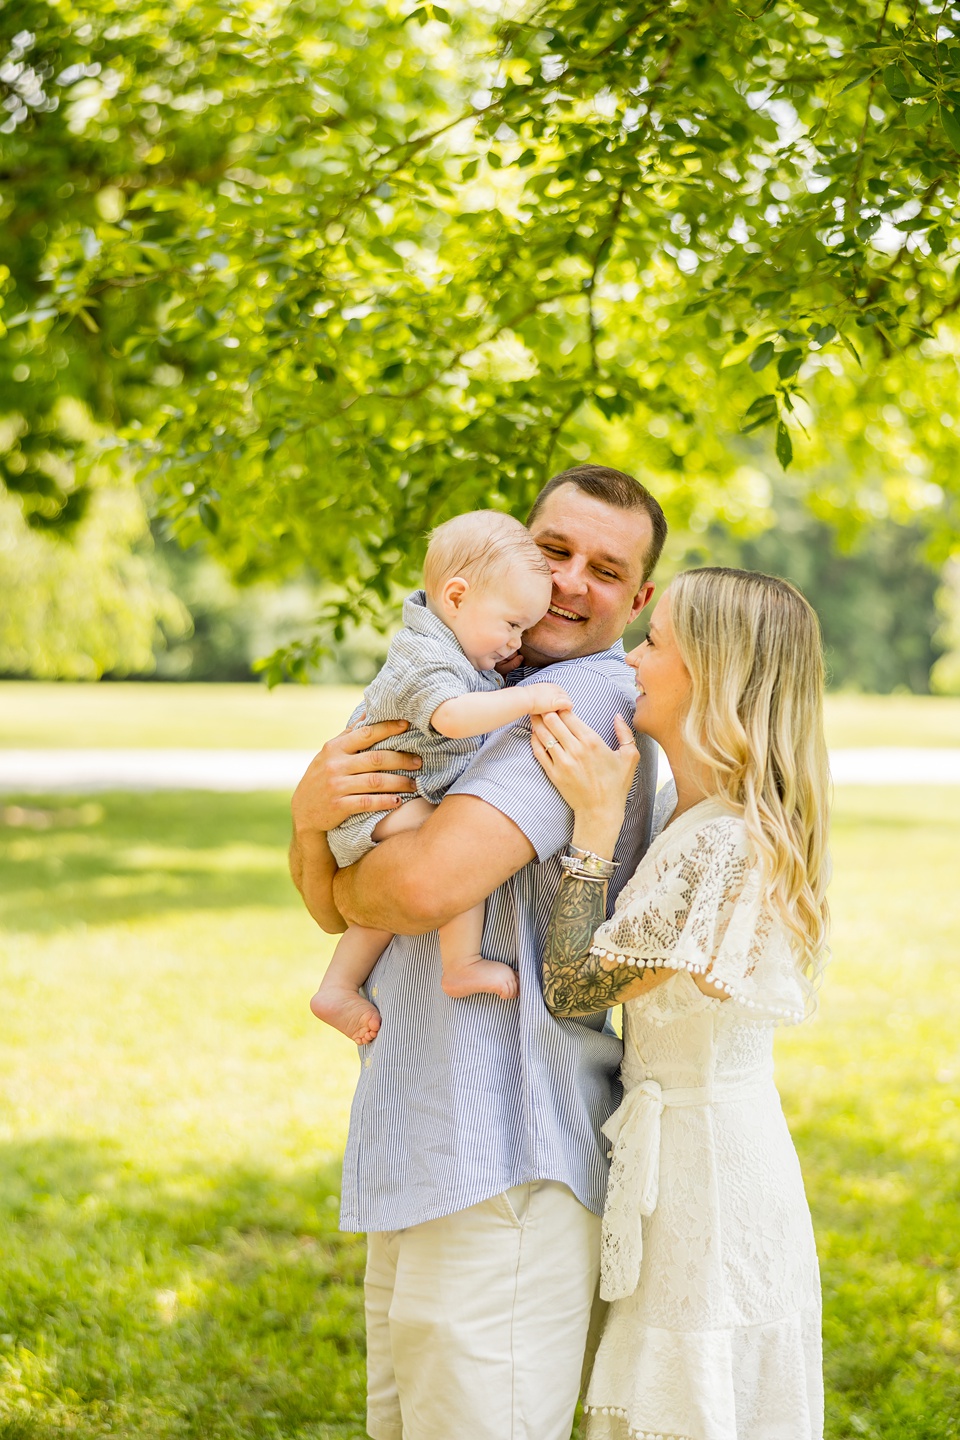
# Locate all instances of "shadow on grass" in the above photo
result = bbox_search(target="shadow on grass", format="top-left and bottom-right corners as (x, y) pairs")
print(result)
(2, 1116), (959, 1440)
(0, 1137), (368, 1439)
(0, 793), (300, 934)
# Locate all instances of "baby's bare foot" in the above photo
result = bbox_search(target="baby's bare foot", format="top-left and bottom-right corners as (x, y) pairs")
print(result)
(441, 956), (519, 1001)
(310, 984), (381, 1045)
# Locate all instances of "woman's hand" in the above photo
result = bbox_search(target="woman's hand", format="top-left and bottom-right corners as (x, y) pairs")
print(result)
(531, 710), (639, 859)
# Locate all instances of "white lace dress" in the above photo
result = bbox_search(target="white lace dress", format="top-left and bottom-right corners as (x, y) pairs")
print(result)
(583, 792), (823, 1440)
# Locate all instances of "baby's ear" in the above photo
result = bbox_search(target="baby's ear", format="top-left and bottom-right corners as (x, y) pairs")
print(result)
(440, 575), (470, 611)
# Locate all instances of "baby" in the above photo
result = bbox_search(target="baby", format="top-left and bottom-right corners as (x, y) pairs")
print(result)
(311, 509), (571, 1045)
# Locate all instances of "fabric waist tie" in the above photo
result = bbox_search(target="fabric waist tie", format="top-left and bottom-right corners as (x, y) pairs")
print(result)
(599, 1061), (774, 1302)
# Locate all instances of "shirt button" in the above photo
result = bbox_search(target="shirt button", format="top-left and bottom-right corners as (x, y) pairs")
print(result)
(371, 987), (378, 998)
(364, 1057), (372, 1068)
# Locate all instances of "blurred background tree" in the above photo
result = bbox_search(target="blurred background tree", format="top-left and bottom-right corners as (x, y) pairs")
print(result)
(2, 0), (959, 686)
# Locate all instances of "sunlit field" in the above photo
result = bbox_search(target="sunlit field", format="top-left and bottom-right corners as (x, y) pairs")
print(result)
(1, 681), (959, 750)
(1, 690), (958, 1438)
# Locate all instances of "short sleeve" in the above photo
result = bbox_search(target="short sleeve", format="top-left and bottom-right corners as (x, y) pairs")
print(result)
(376, 629), (486, 734)
(592, 817), (810, 1024)
(449, 661), (640, 862)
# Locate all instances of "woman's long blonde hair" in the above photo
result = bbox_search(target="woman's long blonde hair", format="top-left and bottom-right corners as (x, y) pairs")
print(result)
(669, 567), (831, 982)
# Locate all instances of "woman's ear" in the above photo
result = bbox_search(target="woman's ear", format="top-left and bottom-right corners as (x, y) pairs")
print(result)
(439, 575), (469, 616)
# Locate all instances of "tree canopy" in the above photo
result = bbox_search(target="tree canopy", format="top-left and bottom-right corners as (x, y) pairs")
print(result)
(3, 0), (960, 674)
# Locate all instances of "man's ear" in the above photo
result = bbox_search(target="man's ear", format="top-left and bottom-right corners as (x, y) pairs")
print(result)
(439, 575), (470, 615)
(627, 581), (655, 625)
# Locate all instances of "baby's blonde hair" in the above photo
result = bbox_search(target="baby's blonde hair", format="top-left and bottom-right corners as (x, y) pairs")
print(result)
(669, 568), (831, 985)
(422, 510), (550, 600)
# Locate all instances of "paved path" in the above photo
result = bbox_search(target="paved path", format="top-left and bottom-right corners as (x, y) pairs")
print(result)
(1, 747), (960, 793)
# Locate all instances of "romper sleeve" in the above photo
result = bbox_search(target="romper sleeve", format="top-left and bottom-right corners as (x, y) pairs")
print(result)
(591, 816), (811, 1024)
(379, 629), (493, 734)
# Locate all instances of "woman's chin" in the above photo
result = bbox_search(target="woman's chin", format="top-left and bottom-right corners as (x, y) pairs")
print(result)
(631, 703), (659, 742)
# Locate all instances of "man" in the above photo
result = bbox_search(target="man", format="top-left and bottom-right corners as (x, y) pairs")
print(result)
(290, 465), (667, 1440)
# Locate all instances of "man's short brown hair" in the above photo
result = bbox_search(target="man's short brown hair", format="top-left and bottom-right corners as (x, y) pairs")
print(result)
(526, 464), (667, 582)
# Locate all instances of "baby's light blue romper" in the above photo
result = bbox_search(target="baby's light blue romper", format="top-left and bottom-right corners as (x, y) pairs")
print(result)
(328, 590), (502, 868)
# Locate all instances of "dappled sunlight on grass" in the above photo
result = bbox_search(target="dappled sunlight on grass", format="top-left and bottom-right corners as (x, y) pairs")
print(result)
(0, 784), (958, 1436)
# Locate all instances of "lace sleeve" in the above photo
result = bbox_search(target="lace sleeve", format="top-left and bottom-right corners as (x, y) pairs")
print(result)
(590, 815), (811, 1025)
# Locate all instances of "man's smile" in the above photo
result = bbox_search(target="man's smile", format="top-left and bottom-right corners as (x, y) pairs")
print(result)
(547, 603), (587, 622)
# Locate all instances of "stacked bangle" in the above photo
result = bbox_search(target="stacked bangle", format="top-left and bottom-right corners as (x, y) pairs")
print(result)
(559, 846), (618, 883)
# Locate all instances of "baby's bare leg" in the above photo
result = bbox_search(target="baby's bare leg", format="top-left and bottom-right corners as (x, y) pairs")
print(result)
(311, 925), (393, 1045)
(439, 906), (519, 1000)
(310, 800), (435, 1044)
(381, 800), (517, 999)
(370, 795), (436, 839)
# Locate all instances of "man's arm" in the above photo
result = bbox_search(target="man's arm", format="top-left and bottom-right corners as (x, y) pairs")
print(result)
(289, 718), (423, 933)
(332, 794), (536, 933)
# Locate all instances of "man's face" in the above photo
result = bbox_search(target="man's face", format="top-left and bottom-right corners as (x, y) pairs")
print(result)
(521, 484), (656, 667)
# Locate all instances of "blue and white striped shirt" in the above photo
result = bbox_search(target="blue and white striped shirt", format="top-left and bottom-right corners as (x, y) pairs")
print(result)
(338, 641), (658, 1234)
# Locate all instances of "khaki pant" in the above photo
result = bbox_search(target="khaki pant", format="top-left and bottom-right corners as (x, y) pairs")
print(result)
(364, 1181), (602, 1440)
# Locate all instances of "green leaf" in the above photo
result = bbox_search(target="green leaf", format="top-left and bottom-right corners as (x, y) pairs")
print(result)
(942, 106), (960, 154)
(814, 324), (837, 345)
(744, 393), (778, 418)
(929, 226), (947, 256)
(777, 347), (804, 379)
(199, 500), (220, 533)
(840, 71), (875, 95)
(721, 334), (761, 368)
(856, 215), (881, 241)
(838, 332), (863, 367)
(748, 341), (775, 372)
(776, 421), (793, 470)
(883, 65), (911, 102)
(905, 98), (936, 130)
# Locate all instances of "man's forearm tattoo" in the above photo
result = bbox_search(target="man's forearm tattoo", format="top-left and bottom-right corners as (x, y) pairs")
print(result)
(542, 875), (657, 1017)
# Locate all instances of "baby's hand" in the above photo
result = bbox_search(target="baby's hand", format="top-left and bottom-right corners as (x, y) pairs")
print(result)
(496, 650), (524, 676)
(521, 682), (572, 716)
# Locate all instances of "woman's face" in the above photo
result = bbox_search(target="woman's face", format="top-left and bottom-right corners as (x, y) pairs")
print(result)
(624, 589), (693, 746)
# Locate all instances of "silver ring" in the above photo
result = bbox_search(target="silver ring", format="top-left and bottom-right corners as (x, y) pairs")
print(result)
(542, 738), (559, 751)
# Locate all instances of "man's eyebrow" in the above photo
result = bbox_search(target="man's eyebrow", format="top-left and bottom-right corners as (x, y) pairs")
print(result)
(535, 530), (631, 572)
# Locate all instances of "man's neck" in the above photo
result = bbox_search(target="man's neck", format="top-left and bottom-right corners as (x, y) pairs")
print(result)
(518, 641), (614, 670)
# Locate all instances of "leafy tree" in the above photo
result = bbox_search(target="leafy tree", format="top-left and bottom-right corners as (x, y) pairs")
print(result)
(3, 0), (960, 675)
(0, 480), (185, 677)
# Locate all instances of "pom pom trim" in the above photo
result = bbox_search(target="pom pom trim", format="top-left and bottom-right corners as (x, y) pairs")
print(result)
(582, 1406), (693, 1440)
(588, 947), (807, 1025)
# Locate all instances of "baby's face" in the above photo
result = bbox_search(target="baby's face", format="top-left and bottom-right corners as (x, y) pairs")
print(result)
(450, 568), (553, 670)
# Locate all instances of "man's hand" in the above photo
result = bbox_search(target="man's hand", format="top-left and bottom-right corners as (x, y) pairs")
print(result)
(289, 719), (423, 934)
(291, 718), (423, 837)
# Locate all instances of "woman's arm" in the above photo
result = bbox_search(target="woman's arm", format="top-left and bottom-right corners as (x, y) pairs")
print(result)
(542, 873), (672, 1016)
(531, 706), (675, 1016)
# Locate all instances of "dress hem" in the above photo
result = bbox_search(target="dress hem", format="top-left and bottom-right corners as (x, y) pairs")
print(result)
(584, 1407), (692, 1440)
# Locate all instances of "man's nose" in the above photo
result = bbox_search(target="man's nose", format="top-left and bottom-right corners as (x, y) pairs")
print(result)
(552, 557), (588, 596)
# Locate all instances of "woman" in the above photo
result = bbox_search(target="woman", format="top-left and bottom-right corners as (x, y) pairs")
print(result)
(532, 567), (829, 1440)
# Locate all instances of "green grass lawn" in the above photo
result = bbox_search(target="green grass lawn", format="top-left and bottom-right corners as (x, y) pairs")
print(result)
(1, 681), (960, 750)
(1, 781), (959, 1438)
